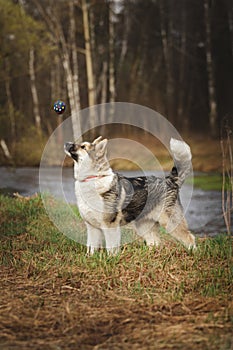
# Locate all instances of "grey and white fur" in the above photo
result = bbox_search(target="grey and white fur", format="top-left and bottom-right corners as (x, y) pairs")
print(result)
(64, 136), (196, 254)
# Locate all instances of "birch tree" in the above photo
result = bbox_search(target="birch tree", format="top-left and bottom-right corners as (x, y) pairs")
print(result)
(68, 0), (82, 140)
(29, 47), (42, 132)
(81, 0), (96, 134)
(82, 0), (96, 107)
(109, 0), (116, 105)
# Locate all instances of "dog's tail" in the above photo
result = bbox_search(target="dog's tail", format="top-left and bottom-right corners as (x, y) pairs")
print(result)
(170, 138), (192, 187)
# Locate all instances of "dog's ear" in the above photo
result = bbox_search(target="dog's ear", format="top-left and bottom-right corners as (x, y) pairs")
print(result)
(92, 136), (103, 145)
(95, 138), (108, 156)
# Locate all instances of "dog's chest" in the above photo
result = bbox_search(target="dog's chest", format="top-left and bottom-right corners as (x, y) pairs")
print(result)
(75, 180), (107, 227)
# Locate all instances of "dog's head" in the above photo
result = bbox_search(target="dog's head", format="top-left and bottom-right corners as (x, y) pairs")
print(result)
(64, 136), (110, 179)
(64, 136), (107, 162)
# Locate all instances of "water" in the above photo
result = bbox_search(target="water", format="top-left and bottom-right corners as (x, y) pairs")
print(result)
(0, 166), (230, 235)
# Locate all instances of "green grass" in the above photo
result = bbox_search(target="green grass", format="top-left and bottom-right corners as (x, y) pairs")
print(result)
(0, 194), (232, 350)
(187, 173), (230, 191)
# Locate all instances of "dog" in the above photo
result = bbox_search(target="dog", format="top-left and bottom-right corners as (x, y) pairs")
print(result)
(64, 136), (196, 254)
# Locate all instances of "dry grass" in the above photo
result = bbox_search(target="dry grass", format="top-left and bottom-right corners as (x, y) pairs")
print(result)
(0, 194), (232, 349)
(1, 268), (232, 350)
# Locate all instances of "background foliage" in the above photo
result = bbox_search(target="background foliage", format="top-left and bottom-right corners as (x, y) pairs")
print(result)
(0, 0), (232, 164)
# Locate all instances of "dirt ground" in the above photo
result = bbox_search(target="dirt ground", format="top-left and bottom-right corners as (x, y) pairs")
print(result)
(1, 265), (232, 350)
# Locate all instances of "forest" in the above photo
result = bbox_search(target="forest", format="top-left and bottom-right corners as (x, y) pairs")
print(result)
(0, 0), (233, 165)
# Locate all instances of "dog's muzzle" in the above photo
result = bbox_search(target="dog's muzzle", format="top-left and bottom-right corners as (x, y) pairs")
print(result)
(64, 142), (78, 161)
(64, 142), (76, 153)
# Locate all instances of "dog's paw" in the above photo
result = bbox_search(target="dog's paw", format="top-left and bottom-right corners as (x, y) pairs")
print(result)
(187, 233), (197, 251)
(106, 246), (121, 256)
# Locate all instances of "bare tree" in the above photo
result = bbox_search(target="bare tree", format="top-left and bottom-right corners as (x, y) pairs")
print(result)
(29, 47), (42, 132)
(82, 0), (96, 107)
(204, 0), (218, 137)
(100, 61), (108, 124)
(177, 0), (188, 131)
(159, 0), (175, 123)
(82, 0), (96, 134)
(109, 0), (116, 105)
(4, 59), (16, 141)
(118, 3), (129, 69)
(69, 0), (81, 115)
(51, 53), (63, 143)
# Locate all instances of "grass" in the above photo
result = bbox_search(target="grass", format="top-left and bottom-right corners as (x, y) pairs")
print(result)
(189, 174), (226, 191)
(0, 194), (232, 349)
(186, 173), (232, 191)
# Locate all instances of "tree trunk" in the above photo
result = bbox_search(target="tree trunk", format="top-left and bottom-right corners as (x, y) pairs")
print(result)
(159, 0), (175, 123)
(51, 53), (63, 143)
(82, 0), (95, 107)
(69, 0), (81, 112)
(0, 139), (11, 159)
(62, 52), (81, 141)
(118, 3), (129, 69)
(100, 61), (108, 126)
(204, 0), (218, 137)
(227, 0), (233, 57)
(108, 1), (116, 123)
(5, 62), (16, 141)
(29, 47), (42, 132)
(82, 0), (96, 135)
(59, 3), (81, 141)
(177, 1), (188, 131)
(109, 1), (116, 104)
(51, 54), (61, 103)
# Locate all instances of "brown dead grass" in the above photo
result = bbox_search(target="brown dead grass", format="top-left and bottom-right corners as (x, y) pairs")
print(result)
(0, 263), (232, 350)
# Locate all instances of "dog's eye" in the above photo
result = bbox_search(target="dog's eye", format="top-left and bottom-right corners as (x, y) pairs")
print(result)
(80, 145), (86, 150)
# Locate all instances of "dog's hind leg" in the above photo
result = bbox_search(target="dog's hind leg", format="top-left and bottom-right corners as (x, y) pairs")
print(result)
(134, 220), (161, 247)
(159, 208), (196, 250)
(86, 223), (103, 255)
(102, 227), (121, 255)
(169, 219), (196, 250)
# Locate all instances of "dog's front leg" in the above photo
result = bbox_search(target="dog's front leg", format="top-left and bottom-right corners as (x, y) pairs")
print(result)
(86, 223), (103, 255)
(102, 227), (121, 255)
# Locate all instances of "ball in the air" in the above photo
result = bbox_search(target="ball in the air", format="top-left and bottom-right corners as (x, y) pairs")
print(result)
(53, 100), (66, 115)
